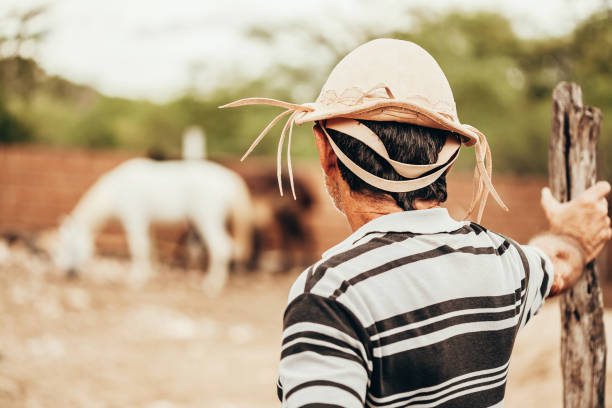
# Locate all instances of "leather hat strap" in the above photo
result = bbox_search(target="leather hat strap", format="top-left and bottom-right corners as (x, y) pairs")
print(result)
(320, 121), (459, 193)
(325, 118), (460, 179)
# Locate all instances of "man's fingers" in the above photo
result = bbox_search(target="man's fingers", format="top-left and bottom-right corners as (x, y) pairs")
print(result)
(541, 187), (561, 215)
(599, 198), (608, 214)
(586, 229), (611, 262)
(598, 227), (612, 241)
(591, 242), (606, 262)
(581, 181), (612, 202)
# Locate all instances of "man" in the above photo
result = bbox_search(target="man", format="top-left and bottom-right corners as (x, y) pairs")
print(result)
(223, 39), (611, 407)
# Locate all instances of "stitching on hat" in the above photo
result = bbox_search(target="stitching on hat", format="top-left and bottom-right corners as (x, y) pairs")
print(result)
(318, 84), (457, 115)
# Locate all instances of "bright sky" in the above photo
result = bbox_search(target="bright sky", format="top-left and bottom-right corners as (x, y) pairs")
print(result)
(0, 0), (605, 102)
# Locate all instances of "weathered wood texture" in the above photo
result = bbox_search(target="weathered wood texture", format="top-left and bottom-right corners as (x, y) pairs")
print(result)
(549, 82), (606, 407)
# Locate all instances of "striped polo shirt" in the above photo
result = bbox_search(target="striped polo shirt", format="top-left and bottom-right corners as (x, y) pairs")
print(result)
(277, 208), (553, 408)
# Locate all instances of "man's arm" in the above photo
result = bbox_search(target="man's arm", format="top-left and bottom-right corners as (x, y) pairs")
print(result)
(529, 181), (611, 297)
(529, 233), (585, 297)
(279, 292), (369, 407)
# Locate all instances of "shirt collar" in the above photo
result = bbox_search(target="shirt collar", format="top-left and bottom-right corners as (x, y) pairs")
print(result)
(322, 207), (466, 259)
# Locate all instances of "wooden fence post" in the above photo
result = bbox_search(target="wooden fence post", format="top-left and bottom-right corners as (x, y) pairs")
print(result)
(549, 81), (606, 407)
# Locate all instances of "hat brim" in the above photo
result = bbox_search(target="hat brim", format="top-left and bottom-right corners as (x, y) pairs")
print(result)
(294, 100), (479, 147)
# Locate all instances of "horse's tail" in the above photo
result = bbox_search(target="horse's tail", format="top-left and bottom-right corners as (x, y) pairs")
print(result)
(229, 178), (253, 265)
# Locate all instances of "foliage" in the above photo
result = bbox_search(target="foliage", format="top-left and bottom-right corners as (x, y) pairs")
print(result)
(0, 94), (30, 143)
(0, 8), (610, 175)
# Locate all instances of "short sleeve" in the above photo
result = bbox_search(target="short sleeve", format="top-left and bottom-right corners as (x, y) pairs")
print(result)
(277, 293), (370, 408)
(513, 243), (555, 329)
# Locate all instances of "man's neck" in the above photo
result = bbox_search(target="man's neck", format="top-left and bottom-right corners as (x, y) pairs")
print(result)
(340, 187), (440, 232)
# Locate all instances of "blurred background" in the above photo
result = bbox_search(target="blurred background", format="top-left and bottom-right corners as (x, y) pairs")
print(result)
(0, 0), (612, 407)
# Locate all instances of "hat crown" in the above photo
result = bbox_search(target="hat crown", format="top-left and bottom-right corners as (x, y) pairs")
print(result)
(318, 38), (458, 119)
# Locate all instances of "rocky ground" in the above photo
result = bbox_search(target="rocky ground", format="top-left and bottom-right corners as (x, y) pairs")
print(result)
(2, 243), (612, 407)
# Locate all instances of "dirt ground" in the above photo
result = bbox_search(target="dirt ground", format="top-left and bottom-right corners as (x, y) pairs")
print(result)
(2, 245), (612, 408)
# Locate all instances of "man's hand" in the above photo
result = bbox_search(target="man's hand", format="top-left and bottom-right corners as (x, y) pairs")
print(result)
(531, 181), (612, 296)
(541, 181), (612, 262)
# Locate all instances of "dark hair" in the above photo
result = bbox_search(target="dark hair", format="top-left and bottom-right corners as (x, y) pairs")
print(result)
(325, 120), (451, 210)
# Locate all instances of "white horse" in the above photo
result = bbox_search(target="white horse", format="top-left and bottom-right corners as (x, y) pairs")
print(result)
(56, 158), (252, 295)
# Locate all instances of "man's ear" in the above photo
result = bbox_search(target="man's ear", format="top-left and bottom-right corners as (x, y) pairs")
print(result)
(313, 123), (337, 176)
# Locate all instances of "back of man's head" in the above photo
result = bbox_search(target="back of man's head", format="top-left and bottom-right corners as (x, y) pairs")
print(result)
(325, 120), (451, 210)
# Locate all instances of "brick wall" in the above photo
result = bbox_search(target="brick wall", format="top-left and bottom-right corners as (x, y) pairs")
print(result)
(0, 146), (134, 231)
(1, 145), (608, 273)
(4, 145), (612, 302)
(0, 146), (350, 260)
(0, 145), (551, 252)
